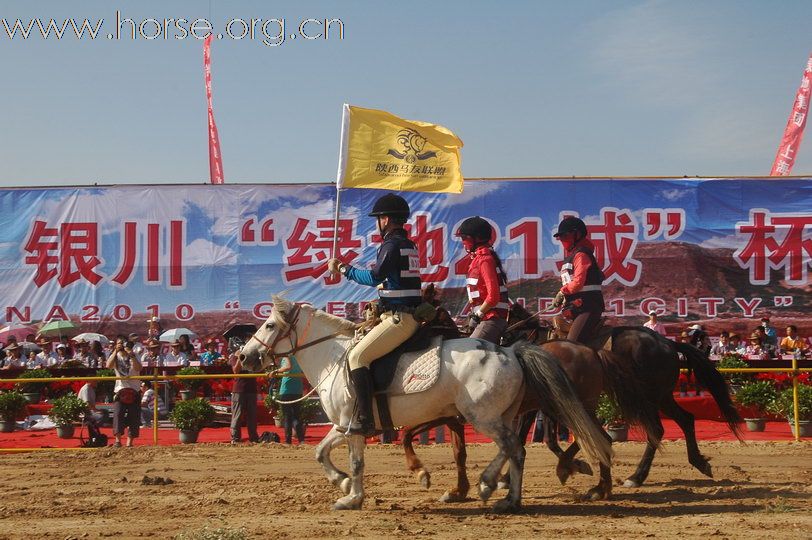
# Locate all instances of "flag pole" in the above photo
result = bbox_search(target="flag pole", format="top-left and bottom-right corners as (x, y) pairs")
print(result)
(332, 104), (351, 258)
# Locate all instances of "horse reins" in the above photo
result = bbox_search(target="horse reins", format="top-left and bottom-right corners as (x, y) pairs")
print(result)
(247, 305), (348, 405)
(505, 304), (559, 333)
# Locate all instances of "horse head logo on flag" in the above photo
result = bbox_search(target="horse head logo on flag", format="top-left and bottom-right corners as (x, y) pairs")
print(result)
(388, 128), (438, 163)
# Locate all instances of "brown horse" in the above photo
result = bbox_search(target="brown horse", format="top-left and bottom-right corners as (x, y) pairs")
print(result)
(404, 338), (656, 501)
(402, 303), (743, 500)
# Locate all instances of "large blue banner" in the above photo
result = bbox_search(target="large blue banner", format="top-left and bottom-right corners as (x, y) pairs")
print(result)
(0, 178), (810, 337)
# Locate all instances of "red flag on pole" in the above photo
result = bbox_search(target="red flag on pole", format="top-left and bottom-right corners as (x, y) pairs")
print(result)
(204, 35), (225, 184)
(770, 54), (812, 176)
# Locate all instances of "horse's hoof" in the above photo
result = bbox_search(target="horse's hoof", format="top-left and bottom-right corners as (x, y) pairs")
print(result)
(698, 462), (713, 478)
(417, 469), (431, 490)
(572, 459), (594, 476)
(439, 490), (466, 503)
(339, 477), (352, 495)
(623, 479), (641, 488)
(492, 498), (521, 514)
(332, 495), (363, 511)
(581, 488), (609, 501)
(478, 482), (493, 502)
(556, 466), (572, 485)
(497, 480), (510, 490)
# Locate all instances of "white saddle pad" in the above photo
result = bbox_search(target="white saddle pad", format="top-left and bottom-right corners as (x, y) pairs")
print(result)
(389, 335), (443, 395)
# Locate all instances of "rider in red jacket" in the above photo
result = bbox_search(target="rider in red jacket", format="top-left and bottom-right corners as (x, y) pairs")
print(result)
(552, 216), (605, 343)
(456, 216), (509, 344)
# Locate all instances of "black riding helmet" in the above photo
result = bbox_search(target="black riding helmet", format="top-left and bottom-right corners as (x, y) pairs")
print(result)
(553, 216), (588, 238)
(368, 193), (410, 218)
(455, 216), (493, 241)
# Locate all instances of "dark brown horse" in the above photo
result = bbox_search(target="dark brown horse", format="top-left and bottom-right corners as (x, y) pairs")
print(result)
(402, 303), (743, 500)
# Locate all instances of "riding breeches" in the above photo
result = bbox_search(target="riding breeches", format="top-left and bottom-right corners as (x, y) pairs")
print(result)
(471, 318), (508, 345)
(567, 311), (602, 343)
(348, 311), (419, 370)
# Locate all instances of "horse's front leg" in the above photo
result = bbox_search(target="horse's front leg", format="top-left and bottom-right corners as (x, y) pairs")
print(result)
(315, 425), (351, 495)
(332, 434), (366, 510)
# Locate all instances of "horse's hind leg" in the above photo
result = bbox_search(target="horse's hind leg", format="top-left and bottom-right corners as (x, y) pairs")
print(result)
(332, 434), (367, 510)
(498, 411), (535, 490)
(403, 422), (434, 490)
(660, 396), (712, 478)
(624, 410), (664, 488)
(316, 425), (351, 494)
(439, 417), (470, 503)
(581, 428), (613, 501)
(475, 421), (524, 513)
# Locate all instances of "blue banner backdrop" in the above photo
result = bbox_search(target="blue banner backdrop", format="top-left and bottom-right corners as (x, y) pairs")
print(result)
(0, 178), (809, 338)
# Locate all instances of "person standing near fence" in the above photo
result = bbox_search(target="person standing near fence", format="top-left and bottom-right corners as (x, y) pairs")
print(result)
(229, 353), (259, 444)
(272, 356), (305, 445)
(107, 339), (142, 448)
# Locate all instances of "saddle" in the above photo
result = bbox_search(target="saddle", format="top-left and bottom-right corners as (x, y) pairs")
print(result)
(551, 315), (614, 351)
(363, 323), (449, 433)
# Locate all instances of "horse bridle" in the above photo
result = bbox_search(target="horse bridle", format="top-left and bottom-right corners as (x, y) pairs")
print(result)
(247, 305), (343, 364)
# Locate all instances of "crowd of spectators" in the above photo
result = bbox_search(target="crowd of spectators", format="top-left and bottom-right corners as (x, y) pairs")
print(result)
(642, 312), (809, 360)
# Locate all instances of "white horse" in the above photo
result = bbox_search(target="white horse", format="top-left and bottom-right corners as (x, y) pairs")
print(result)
(239, 296), (612, 513)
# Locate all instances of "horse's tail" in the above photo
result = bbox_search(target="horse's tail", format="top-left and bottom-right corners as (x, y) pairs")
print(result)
(514, 341), (612, 468)
(597, 349), (662, 447)
(675, 342), (743, 440)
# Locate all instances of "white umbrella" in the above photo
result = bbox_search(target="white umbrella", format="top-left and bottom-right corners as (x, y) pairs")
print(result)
(73, 332), (110, 345)
(159, 328), (198, 343)
(18, 341), (42, 354)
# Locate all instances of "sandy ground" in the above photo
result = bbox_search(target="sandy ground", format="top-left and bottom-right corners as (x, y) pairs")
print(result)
(0, 440), (809, 539)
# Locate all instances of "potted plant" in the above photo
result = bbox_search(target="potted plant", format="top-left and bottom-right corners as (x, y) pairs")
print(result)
(0, 391), (28, 432)
(177, 367), (205, 400)
(95, 368), (116, 403)
(715, 353), (752, 392)
(768, 384), (812, 438)
(49, 392), (88, 438)
(298, 397), (324, 439)
(170, 397), (215, 443)
(263, 391), (283, 427)
(734, 381), (777, 432)
(15, 368), (52, 403)
(596, 393), (628, 442)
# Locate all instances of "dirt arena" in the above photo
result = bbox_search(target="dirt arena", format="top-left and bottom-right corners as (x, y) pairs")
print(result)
(0, 441), (809, 539)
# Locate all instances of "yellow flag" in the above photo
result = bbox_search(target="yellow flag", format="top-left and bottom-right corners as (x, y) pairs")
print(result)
(336, 104), (464, 193)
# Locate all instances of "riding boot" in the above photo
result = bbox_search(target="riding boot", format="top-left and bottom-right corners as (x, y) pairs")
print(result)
(348, 367), (376, 436)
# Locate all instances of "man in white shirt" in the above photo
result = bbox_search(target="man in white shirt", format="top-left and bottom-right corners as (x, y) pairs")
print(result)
(129, 333), (144, 358)
(34, 337), (57, 367)
(140, 339), (165, 368)
(1, 344), (24, 369)
(163, 341), (189, 367)
(643, 311), (667, 335)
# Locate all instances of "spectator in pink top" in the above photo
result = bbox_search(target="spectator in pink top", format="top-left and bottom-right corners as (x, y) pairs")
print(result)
(643, 311), (667, 335)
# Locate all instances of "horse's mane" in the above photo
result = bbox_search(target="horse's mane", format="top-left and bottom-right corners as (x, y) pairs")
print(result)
(271, 295), (356, 337)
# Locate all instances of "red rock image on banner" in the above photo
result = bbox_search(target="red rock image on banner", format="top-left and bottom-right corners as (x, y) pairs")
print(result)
(770, 54), (812, 176)
(204, 35), (225, 184)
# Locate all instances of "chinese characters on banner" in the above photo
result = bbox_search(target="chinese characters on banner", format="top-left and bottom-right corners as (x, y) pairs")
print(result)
(770, 54), (812, 176)
(1, 180), (809, 330)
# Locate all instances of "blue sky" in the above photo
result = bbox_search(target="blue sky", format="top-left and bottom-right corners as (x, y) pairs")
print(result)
(0, 0), (811, 186)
